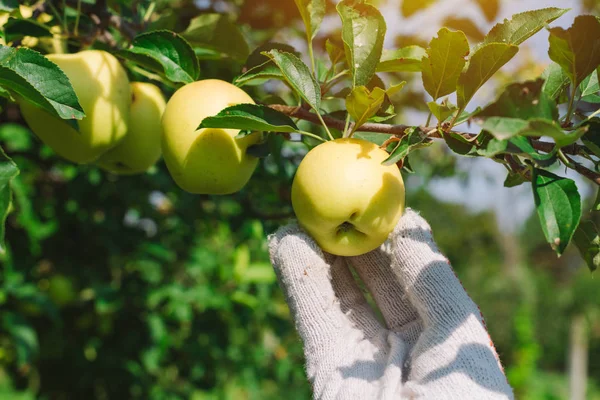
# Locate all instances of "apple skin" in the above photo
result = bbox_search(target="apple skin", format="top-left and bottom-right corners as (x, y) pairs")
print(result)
(292, 138), (405, 256)
(161, 79), (260, 194)
(19, 50), (131, 164)
(97, 82), (166, 174)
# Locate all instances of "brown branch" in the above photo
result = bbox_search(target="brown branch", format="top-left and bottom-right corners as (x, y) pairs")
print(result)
(267, 104), (587, 157)
(564, 154), (600, 185)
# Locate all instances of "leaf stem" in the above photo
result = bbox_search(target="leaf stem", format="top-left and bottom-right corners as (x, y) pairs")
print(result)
(308, 39), (316, 75)
(315, 112), (334, 141)
(74, 0), (82, 37)
(587, 107), (600, 120)
(557, 149), (573, 168)
(143, 2), (156, 23)
(297, 130), (326, 142)
(62, 0), (69, 35)
(425, 111), (433, 127)
(565, 85), (577, 126)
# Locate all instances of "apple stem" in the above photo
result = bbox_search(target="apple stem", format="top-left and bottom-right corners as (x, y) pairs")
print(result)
(342, 114), (352, 138)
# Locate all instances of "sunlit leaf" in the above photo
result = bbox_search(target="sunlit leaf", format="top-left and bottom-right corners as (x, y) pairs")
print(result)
(548, 15), (600, 89)
(457, 43), (518, 109)
(294, 0), (325, 40)
(264, 50), (321, 111)
(338, 0), (386, 87)
(346, 86), (386, 131)
(376, 46), (425, 73)
(484, 8), (568, 45)
(422, 28), (469, 100)
(428, 100), (458, 123)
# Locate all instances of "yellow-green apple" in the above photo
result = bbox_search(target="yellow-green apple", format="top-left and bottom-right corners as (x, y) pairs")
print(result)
(161, 79), (260, 194)
(19, 50), (131, 164)
(292, 138), (405, 256)
(97, 82), (166, 174)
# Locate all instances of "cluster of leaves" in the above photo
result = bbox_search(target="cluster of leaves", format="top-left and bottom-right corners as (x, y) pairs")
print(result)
(200, 3), (600, 270)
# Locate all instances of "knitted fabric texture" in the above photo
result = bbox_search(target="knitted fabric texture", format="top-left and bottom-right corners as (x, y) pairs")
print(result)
(268, 208), (514, 400)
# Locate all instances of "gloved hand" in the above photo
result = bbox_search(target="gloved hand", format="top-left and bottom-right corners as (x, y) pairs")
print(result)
(268, 208), (514, 399)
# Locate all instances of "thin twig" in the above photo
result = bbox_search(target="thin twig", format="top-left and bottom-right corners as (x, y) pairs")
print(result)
(563, 154), (600, 185)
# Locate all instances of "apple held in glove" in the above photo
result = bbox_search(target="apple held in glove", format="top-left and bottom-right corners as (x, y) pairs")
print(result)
(292, 138), (405, 256)
(161, 79), (261, 194)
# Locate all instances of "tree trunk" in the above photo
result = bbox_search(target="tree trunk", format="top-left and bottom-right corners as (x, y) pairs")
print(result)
(569, 314), (588, 400)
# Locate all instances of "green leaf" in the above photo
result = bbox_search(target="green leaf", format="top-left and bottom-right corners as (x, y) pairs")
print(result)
(474, 0), (499, 22)
(442, 17), (485, 42)
(376, 46), (425, 73)
(346, 86), (386, 131)
(579, 72), (599, 97)
(198, 104), (298, 133)
(421, 28), (469, 100)
(504, 171), (528, 187)
(383, 127), (432, 165)
(475, 133), (557, 166)
(234, 61), (285, 87)
(264, 50), (321, 111)
(457, 43), (518, 109)
(234, 43), (297, 86)
(573, 219), (600, 271)
(246, 43), (298, 70)
(484, 8), (568, 45)
(118, 30), (199, 84)
(480, 117), (528, 140)
(548, 15), (600, 89)
(401, 0), (437, 17)
(326, 39), (346, 68)
(0, 46), (84, 121)
(532, 168), (581, 255)
(181, 14), (249, 62)
(0, 148), (18, 255)
(581, 118), (600, 157)
(428, 100), (457, 123)
(294, 0), (325, 41)
(443, 131), (477, 156)
(478, 78), (558, 121)
(337, 0), (386, 87)
(4, 17), (52, 42)
(0, 0), (18, 11)
(479, 117), (587, 148)
(541, 62), (570, 101)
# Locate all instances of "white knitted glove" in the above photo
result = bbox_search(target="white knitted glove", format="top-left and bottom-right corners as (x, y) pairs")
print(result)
(268, 208), (514, 399)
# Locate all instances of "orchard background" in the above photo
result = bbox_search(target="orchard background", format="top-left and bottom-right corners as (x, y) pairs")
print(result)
(0, 0), (600, 399)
